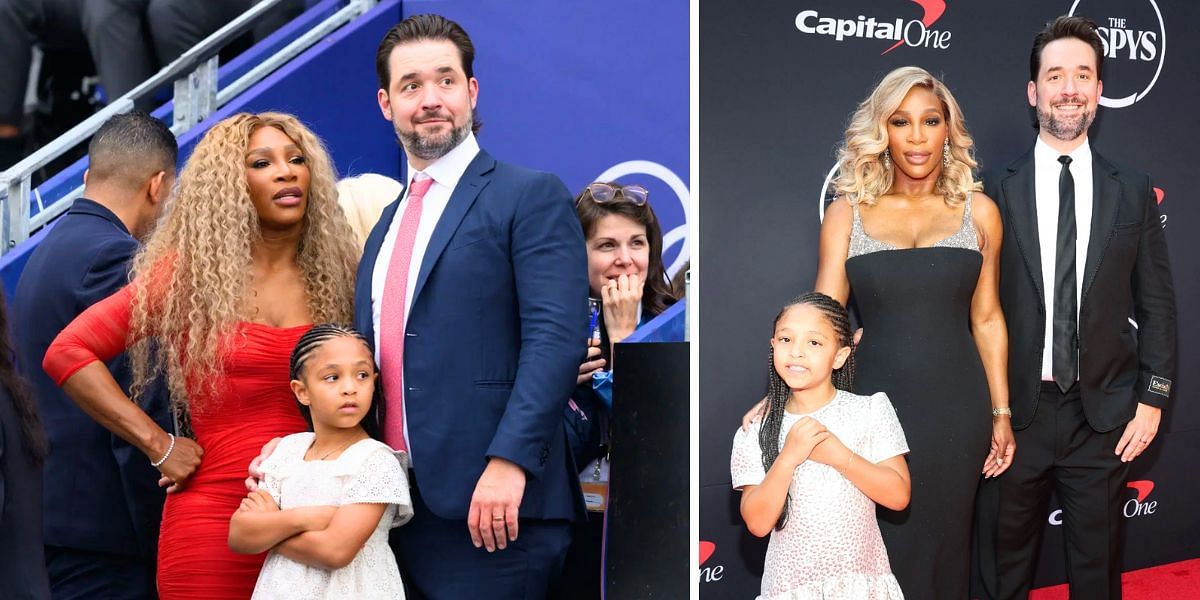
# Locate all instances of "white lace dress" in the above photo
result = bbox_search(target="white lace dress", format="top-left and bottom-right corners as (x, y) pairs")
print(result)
(251, 433), (413, 600)
(731, 391), (910, 600)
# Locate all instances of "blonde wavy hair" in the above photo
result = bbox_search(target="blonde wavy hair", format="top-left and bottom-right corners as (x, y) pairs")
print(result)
(834, 66), (981, 206)
(127, 112), (359, 417)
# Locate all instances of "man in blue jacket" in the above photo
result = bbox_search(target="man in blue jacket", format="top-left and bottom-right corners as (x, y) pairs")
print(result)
(355, 14), (588, 598)
(14, 111), (175, 599)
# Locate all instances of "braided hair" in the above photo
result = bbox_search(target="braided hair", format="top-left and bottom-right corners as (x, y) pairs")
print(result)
(758, 292), (856, 530)
(289, 324), (378, 437)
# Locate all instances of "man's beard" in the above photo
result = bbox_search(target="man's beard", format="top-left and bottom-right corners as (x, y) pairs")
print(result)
(1037, 98), (1093, 142)
(394, 111), (471, 162)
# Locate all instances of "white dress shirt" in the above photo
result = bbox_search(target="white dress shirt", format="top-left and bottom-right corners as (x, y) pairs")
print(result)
(371, 132), (481, 460)
(1034, 136), (1092, 381)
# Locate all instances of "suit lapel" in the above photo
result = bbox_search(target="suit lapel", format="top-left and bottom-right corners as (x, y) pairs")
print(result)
(1081, 151), (1119, 303)
(411, 150), (496, 305)
(1001, 150), (1045, 305)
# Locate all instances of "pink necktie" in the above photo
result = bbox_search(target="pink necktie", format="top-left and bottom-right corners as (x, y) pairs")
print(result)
(380, 175), (434, 452)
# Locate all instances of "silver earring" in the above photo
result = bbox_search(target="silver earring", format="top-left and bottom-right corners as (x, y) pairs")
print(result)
(942, 139), (951, 168)
(882, 149), (891, 170)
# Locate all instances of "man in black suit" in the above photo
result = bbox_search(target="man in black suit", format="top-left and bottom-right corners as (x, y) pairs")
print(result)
(984, 16), (1176, 600)
(13, 111), (176, 599)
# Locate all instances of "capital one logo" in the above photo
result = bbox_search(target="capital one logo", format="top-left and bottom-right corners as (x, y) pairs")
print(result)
(1154, 185), (1167, 228)
(1068, 0), (1166, 108)
(698, 540), (725, 583)
(1047, 480), (1159, 525)
(795, 1), (951, 55)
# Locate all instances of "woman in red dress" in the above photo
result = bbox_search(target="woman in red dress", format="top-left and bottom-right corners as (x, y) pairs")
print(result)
(43, 112), (359, 599)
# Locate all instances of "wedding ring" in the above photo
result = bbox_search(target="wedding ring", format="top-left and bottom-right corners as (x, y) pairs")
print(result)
(492, 516), (505, 521)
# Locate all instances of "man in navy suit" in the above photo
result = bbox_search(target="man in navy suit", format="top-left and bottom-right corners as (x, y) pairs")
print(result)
(357, 14), (588, 599)
(13, 111), (176, 599)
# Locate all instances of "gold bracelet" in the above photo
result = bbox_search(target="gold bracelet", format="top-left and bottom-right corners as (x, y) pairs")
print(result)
(840, 452), (855, 474)
(992, 407), (1012, 417)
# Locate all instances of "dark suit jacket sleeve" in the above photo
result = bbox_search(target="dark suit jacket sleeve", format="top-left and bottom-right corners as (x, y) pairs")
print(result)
(486, 174), (588, 477)
(1131, 176), (1177, 408)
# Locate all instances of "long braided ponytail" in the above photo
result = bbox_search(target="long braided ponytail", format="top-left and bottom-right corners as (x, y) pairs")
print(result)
(758, 292), (856, 530)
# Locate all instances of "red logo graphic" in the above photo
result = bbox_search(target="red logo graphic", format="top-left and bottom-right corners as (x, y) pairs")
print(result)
(1127, 480), (1154, 502)
(795, 1), (952, 54)
(1049, 479), (1160, 524)
(1153, 187), (1164, 205)
(699, 540), (716, 566)
(882, 0), (947, 54)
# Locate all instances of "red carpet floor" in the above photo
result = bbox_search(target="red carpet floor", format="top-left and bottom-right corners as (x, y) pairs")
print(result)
(1029, 558), (1200, 599)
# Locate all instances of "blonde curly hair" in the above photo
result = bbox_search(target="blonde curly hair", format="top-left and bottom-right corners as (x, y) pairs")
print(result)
(834, 66), (981, 206)
(127, 112), (359, 417)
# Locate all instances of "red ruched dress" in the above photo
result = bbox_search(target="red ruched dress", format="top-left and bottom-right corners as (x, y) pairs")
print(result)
(44, 283), (310, 599)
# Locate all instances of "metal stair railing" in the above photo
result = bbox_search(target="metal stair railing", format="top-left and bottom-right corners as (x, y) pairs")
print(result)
(0, 0), (378, 254)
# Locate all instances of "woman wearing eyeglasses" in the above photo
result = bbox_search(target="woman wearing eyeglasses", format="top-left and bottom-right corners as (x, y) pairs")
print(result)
(559, 181), (679, 598)
(575, 182), (679, 403)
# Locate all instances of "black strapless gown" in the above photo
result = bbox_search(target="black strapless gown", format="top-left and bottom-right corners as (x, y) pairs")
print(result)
(846, 246), (992, 599)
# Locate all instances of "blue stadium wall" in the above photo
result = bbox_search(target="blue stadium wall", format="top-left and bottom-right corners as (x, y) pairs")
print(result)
(2, 0), (690, 294)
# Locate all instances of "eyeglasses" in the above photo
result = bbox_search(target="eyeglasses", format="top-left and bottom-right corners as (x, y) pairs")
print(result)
(583, 183), (649, 206)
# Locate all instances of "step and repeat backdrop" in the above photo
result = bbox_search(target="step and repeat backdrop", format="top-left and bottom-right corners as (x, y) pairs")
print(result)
(699, 0), (1198, 596)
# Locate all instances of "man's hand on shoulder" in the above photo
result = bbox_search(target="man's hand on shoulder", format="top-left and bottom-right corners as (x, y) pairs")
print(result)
(468, 457), (526, 552)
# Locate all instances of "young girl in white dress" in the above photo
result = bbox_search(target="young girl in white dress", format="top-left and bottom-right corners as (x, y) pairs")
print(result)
(228, 324), (412, 599)
(731, 292), (911, 599)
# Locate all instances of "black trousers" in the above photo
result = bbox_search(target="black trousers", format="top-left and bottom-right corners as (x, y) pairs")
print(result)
(0, 0), (88, 125)
(82, 0), (305, 102)
(390, 473), (573, 600)
(0, 0), (305, 125)
(995, 382), (1131, 599)
(44, 545), (156, 600)
(555, 510), (604, 600)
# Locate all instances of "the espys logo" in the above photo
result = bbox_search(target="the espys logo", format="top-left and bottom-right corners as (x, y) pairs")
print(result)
(1048, 480), (1159, 525)
(796, 1), (951, 55)
(1068, 0), (1166, 108)
(698, 540), (724, 583)
(818, 161), (840, 223)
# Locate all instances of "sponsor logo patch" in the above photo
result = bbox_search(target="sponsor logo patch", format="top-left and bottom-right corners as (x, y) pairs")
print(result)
(1148, 376), (1171, 396)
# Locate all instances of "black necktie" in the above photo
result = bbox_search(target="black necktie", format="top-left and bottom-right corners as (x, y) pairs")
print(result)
(1053, 155), (1078, 393)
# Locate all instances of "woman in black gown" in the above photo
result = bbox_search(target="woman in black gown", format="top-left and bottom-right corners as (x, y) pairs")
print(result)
(817, 66), (1015, 598)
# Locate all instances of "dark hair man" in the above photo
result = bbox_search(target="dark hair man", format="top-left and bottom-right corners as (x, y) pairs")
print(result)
(362, 13), (587, 598)
(13, 110), (177, 599)
(983, 15), (1176, 599)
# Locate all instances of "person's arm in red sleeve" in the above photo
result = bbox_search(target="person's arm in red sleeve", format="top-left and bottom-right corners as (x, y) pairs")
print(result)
(43, 282), (203, 487)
